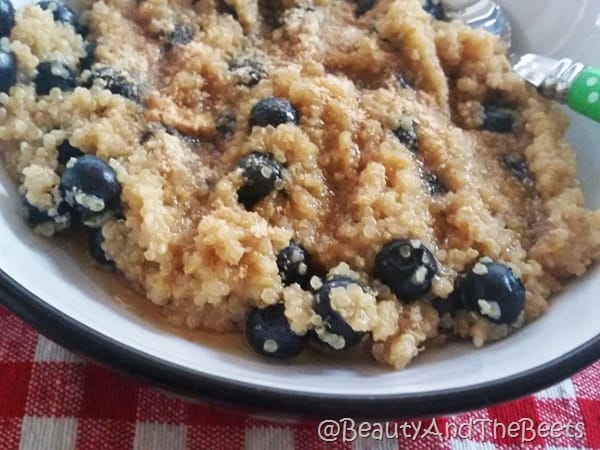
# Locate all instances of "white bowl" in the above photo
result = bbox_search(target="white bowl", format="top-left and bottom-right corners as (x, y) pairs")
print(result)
(1, 0), (599, 418)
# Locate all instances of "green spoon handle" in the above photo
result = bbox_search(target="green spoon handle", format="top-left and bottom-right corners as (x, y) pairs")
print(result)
(567, 67), (600, 122)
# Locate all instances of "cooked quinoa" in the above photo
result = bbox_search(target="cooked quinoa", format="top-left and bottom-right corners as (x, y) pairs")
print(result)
(1, 0), (599, 369)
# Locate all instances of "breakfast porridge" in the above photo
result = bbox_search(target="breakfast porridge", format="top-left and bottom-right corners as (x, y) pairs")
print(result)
(1, 0), (599, 369)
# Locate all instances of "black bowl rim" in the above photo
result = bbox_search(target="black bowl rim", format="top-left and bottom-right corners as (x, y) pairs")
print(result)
(0, 267), (599, 419)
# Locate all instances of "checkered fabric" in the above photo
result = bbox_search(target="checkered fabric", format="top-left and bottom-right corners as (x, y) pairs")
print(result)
(1, 305), (599, 450)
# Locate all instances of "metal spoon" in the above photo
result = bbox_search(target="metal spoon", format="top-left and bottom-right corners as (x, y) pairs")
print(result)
(441, 0), (512, 49)
(438, 0), (600, 122)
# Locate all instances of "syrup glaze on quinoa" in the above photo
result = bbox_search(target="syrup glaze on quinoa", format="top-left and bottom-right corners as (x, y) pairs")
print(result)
(0, 0), (599, 369)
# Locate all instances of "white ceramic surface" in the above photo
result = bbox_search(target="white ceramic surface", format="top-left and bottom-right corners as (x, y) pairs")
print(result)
(1, 0), (599, 416)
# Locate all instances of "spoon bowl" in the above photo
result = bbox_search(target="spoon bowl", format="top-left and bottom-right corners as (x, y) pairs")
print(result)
(441, 0), (512, 48)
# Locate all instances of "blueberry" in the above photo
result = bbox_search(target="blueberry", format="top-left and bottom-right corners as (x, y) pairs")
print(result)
(216, 113), (236, 137)
(163, 124), (179, 137)
(57, 140), (84, 166)
(249, 96), (298, 128)
(34, 61), (77, 96)
(244, 304), (306, 359)
(458, 259), (525, 324)
(396, 73), (412, 90)
(166, 23), (194, 47)
(80, 42), (96, 71)
(257, 0), (283, 28)
(82, 65), (140, 102)
(393, 119), (419, 153)
(374, 239), (438, 301)
(0, 49), (16, 94)
(0, 0), (15, 37)
(354, 0), (376, 15)
(60, 154), (121, 220)
(217, 0), (238, 19)
(229, 58), (265, 87)
(140, 130), (154, 145)
(482, 104), (518, 133)
(277, 241), (320, 290)
(313, 277), (365, 350)
(236, 151), (284, 209)
(423, 170), (447, 195)
(422, 0), (445, 20)
(89, 228), (113, 265)
(502, 155), (533, 185)
(37, 0), (84, 34)
(432, 295), (457, 316)
(22, 196), (71, 235)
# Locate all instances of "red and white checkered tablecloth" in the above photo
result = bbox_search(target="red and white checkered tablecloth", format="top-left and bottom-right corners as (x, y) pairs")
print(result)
(1, 305), (599, 450)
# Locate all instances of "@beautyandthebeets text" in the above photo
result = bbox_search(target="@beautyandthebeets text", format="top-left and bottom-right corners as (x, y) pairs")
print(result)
(317, 417), (585, 443)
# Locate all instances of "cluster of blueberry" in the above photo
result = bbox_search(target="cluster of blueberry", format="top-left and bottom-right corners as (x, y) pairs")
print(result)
(0, 0), (138, 100)
(0, 0), (144, 264)
(241, 97), (525, 361)
(239, 97), (367, 359)
(24, 152), (122, 266)
(248, 236), (525, 360)
(235, 97), (297, 208)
